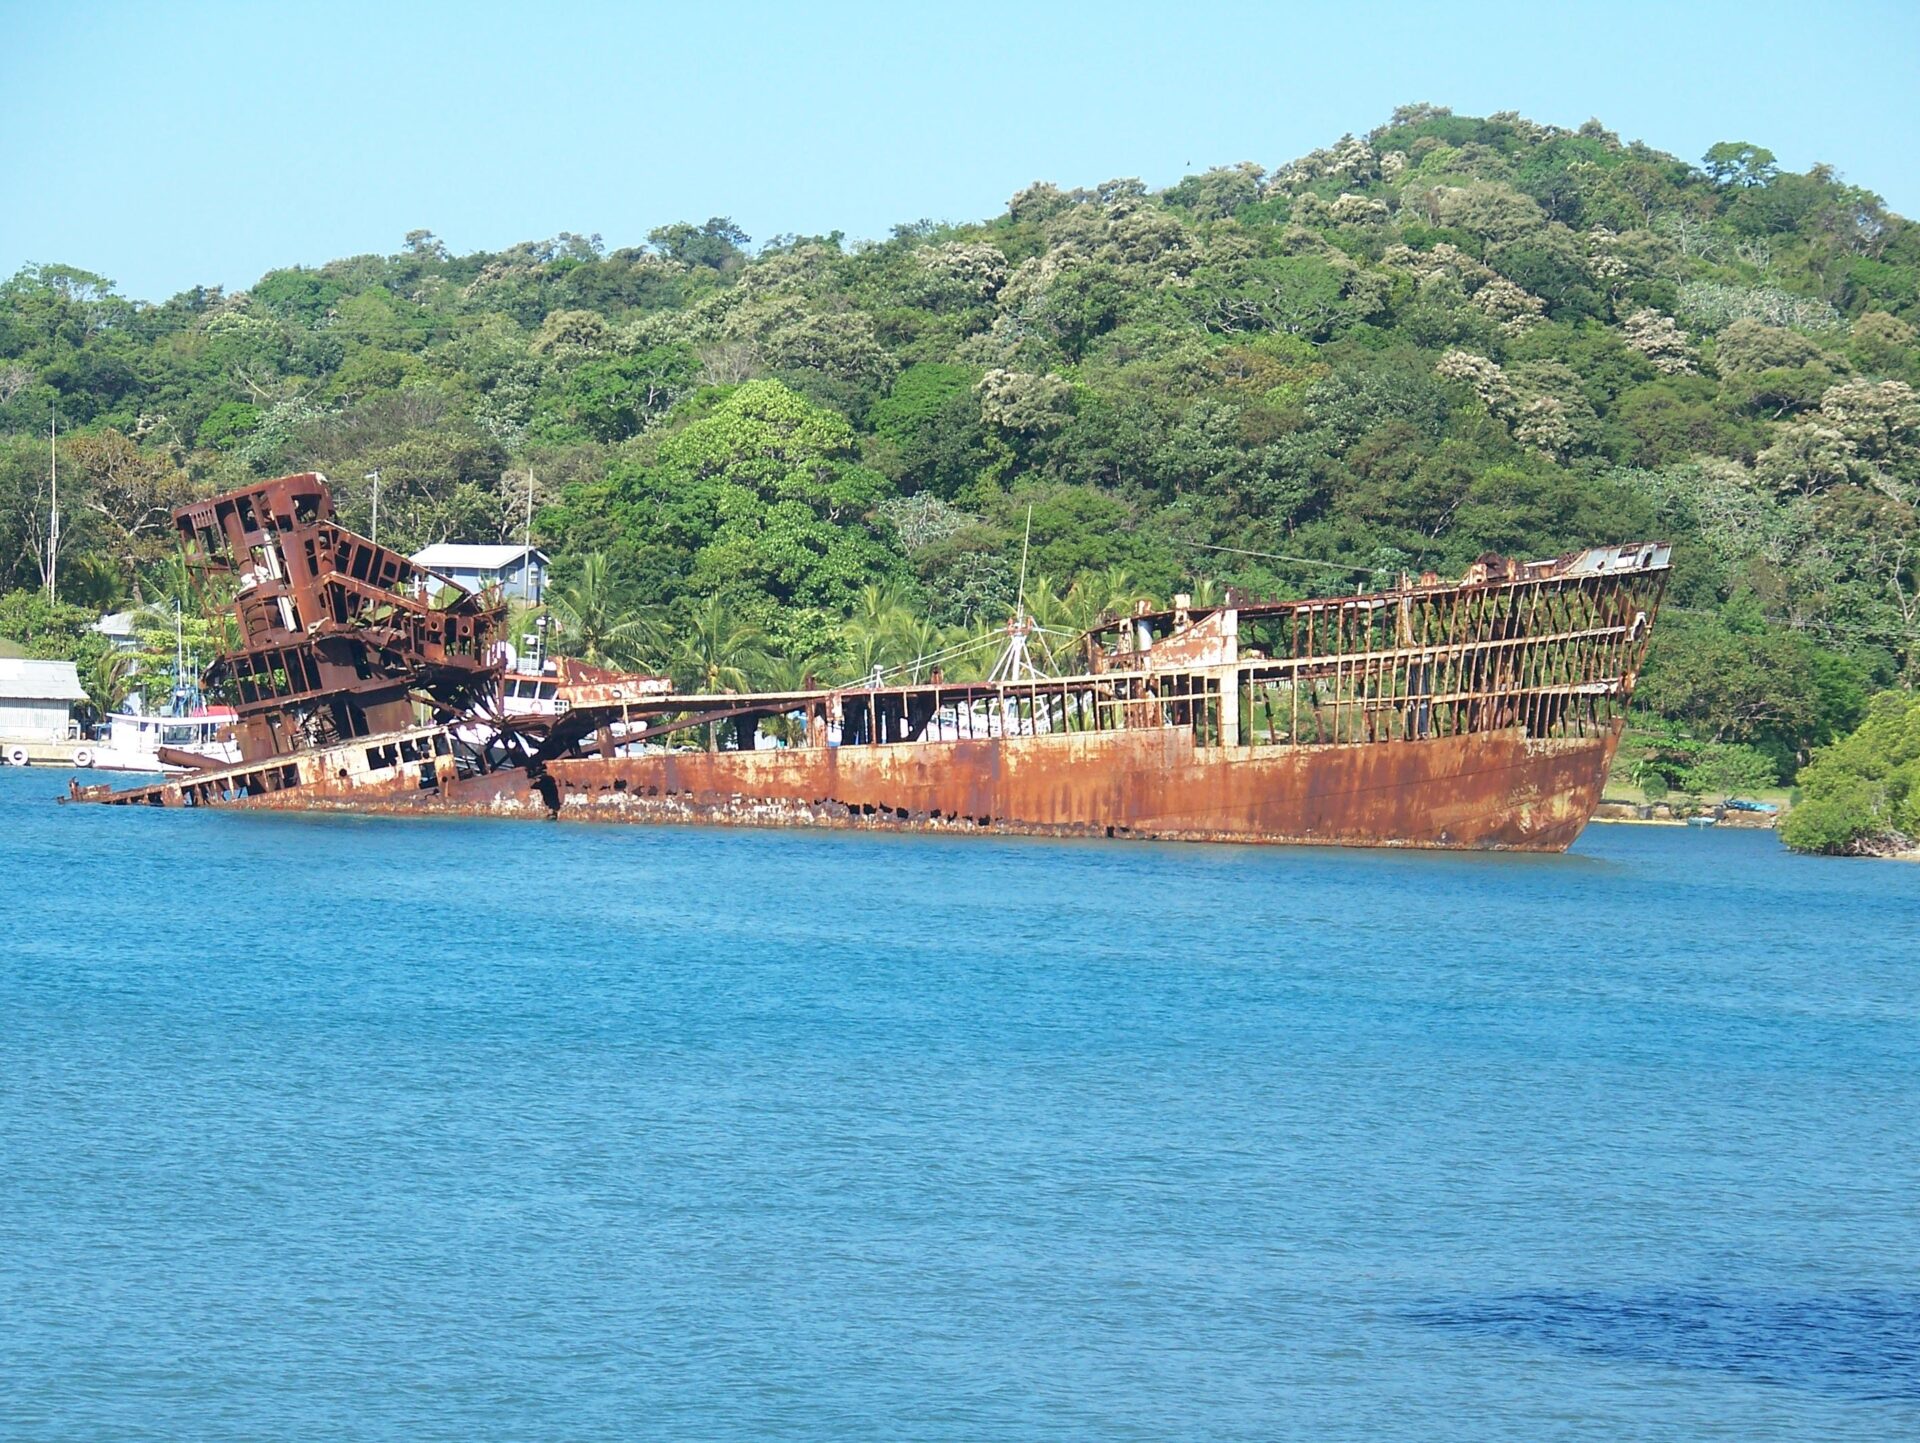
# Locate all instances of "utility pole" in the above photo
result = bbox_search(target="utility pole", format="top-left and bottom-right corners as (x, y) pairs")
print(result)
(364, 470), (381, 546)
(524, 466), (536, 605)
(47, 408), (59, 605)
(173, 601), (186, 716)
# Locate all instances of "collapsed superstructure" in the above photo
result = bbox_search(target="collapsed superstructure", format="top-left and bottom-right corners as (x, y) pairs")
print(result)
(180, 474), (503, 751)
(72, 472), (1670, 852)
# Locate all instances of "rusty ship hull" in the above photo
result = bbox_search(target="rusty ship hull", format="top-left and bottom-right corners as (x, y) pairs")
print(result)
(69, 472), (1669, 855)
(272, 723), (1621, 851)
(537, 722), (1623, 849)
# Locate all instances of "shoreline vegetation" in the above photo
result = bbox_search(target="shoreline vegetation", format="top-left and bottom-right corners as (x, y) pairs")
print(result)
(1777, 690), (1920, 855)
(3, 105), (1917, 852)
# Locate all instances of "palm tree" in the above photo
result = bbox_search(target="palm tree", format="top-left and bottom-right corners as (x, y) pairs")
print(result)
(758, 648), (829, 744)
(546, 553), (657, 670)
(894, 615), (948, 682)
(1185, 576), (1223, 609)
(489, 596), (542, 665)
(138, 553), (198, 614)
(838, 581), (917, 681)
(846, 581), (916, 636)
(1089, 565), (1149, 620)
(83, 649), (135, 723)
(672, 596), (771, 692)
(937, 622), (1002, 683)
(1021, 575), (1092, 633)
(670, 596), (771, 748)
(759, 650), (828, 695)
(839, 623), (899, 686)
(1017, 574), (1111, 671)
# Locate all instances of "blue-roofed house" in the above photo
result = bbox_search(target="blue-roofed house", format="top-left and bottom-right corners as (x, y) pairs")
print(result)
(410, 543), (549, 604)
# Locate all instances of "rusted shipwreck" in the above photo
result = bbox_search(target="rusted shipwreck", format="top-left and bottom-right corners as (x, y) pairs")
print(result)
(70, 472), (1670, 852)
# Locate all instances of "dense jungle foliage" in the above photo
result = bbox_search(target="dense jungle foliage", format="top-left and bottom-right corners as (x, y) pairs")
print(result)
(5, 105), (1919, 790)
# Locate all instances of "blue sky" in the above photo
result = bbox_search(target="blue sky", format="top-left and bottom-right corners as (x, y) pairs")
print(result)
(4, 0), (1917, 303)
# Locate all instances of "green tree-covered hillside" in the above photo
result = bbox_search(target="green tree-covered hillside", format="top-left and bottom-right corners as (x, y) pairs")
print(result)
(5, 105), (1918, 782)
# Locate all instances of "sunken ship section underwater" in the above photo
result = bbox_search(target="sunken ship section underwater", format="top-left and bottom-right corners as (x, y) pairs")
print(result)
(71, 473), (1670, 852)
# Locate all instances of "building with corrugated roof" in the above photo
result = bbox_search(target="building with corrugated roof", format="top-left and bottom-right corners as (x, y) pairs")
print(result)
(0, 658), (87, 743)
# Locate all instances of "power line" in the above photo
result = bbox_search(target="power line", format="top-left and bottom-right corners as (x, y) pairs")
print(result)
(854, 629), (1004, 688)
(1175, 540), (1384, 577)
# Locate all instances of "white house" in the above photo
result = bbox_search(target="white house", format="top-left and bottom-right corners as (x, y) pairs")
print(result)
(0, 658), (87, 742)
(91, 611), (142, 653)
(410, 543), (548, 604)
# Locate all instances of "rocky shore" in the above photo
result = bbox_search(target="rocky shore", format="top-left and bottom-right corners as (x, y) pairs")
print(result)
(1592, 798), (1780, 829)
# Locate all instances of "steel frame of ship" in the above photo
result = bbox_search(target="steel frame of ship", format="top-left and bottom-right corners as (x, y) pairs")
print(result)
(73, 515), (1670, 853)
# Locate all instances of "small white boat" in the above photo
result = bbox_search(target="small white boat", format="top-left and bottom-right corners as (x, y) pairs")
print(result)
(500, 669), (564, 721)
(87, 707), (242, 774)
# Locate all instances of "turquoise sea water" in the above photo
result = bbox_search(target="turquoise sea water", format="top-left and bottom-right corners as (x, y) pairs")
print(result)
(2, 764), (1917, 1442)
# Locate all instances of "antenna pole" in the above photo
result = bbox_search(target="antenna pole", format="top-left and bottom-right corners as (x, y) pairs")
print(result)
(1015, 503), (1032, 622)
(988, 505), (1042, 689)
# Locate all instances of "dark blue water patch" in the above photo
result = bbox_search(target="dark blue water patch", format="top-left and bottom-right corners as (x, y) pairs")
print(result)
(1407, 1287), (1920, 1401)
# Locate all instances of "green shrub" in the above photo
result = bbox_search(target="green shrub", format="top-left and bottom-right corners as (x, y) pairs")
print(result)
(1780, 785), (1882, 855)
(1780, 692), (1920, 854)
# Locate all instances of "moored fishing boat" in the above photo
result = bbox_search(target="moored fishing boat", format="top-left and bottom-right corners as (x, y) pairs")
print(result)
(88, 706), (241, 773)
